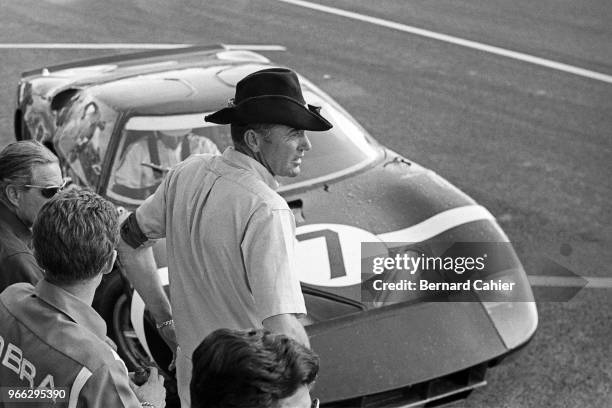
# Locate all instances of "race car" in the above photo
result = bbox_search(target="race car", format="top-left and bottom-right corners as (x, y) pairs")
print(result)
(14, 44), (537, 407)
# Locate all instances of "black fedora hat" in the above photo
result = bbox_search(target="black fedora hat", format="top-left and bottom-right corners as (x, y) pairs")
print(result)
(205, 68), (332, 131)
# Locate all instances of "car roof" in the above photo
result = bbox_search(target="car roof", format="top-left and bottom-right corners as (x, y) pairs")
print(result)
(24, 45), (275, 116)
(91, 61), (270, 115)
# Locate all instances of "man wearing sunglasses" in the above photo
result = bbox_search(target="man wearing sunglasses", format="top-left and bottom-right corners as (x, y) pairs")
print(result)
(0, 140), (64, 292)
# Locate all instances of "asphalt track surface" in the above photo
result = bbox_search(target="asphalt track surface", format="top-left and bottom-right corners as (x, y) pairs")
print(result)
(0, 1), (611, 406)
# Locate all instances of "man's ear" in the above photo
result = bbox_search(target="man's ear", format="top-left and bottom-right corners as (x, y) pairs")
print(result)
(243, 129), (262, 153)
(103, 250), (118, 275)
(4, 184), (22, 208)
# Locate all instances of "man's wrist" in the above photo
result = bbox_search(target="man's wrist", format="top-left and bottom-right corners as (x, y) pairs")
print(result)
(150, 307), (172, 321)
(147, 300), (172, 324)
(155, 319), (174, 330)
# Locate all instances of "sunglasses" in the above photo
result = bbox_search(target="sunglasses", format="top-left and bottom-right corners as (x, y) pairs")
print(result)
(23, 179), (68, 199)
(311, 398), (320, 408)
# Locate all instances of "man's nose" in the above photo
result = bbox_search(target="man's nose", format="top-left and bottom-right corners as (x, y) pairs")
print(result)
(299, 134), (312, 152)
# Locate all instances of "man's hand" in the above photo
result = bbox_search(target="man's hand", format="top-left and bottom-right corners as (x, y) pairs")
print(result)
(130, 366), (166, 408)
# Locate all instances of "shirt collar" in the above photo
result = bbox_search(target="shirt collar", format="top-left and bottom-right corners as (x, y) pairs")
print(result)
(0, 201), (32, 245)
(34, 279), (107, 341)
(221, 147), (279, 190)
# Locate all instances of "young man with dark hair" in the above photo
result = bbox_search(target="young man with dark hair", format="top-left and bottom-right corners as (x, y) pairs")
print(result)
(0, 190), (166, 408)
(0, 140), (63, 291)
(191, 329), (319, 408)
(119, 68), (332, 405)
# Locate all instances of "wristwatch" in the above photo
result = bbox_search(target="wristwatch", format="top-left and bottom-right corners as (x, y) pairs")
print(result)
(155, 319), (174, 329)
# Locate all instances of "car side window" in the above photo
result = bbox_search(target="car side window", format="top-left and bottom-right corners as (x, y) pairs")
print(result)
(54, 95), (118, 189)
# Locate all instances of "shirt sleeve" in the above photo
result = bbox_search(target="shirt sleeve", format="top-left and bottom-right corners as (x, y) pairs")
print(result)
(241, 205), (307, 322)
(135, 168), (172, 240)
(0, 252), (43, 292)
(76, 361), (141, 408)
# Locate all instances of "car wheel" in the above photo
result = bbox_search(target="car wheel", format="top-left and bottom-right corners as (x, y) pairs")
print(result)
(112, 292), (152, 369)
(94, 270), (150, 370)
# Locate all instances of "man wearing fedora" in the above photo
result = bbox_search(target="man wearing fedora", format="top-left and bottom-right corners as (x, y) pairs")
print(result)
(119, 68), (332, 406)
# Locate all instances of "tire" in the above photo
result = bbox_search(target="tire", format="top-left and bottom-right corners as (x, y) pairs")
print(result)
(93, 270), (150, 370)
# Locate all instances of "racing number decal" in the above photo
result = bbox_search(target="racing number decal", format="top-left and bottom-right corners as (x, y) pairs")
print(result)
(295, 224), (387, 288)
(297, 229), (346, 279)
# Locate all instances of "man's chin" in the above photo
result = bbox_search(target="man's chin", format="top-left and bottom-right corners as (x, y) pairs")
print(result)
(281, 166), (301, 178)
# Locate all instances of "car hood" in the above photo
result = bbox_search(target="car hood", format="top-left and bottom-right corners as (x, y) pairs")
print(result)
(284, 150), (493, 301)
(285, 151), (477, 232)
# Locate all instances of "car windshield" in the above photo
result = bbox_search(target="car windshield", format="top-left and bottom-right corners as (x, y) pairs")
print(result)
(105, 91), (379, 206)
